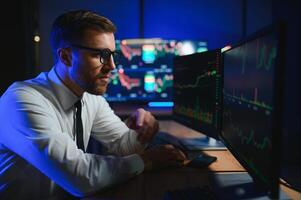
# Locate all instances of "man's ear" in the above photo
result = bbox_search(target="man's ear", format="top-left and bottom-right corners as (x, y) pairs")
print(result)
(57, 48), (72, 66)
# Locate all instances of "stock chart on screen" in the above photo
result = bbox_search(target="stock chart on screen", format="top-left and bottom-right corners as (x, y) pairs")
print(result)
(103, 38), (208, 104)
(172, 49), (222, 139)
(221, 24), (285, 198)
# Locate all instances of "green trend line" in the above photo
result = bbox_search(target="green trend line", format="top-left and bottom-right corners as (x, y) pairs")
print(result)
(257, 45), (277, 71)
(223, 109), (270, 185)
(174, 96), (213, 125)
(242, 45), (247, 74)
(237, 129), (272, 151)
(224, 93), (273, 111)
(175, 70), (218, 89)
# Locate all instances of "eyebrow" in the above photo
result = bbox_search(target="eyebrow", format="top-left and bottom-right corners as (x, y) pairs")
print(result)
(70, 44), (115, 53)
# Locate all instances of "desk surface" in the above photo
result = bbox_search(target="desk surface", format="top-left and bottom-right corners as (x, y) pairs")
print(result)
(83, 120), (301, 200)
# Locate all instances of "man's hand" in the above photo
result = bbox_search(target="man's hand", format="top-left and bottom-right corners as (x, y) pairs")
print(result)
(125, 108), (159, 144)
(140, 144), (187, 171)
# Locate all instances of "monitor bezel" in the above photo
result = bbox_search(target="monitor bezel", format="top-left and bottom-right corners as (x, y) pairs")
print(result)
(172, 48), (223, 141)
(220, 22), (286, 199)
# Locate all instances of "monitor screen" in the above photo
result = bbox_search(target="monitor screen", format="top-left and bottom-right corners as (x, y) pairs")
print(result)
(221, 24), (285, 198)
(172, 49), (222, 140)
(103, 38), (208, 104)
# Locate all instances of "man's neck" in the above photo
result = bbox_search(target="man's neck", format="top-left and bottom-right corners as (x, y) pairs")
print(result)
(54, 63), (84, 97)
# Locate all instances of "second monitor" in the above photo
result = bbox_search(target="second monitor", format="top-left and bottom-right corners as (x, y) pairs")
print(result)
(173, 49), (222, 141)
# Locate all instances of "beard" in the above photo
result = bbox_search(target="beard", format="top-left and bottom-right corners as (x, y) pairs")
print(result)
(78, 78), (109, 95)
(88, 78), (109, 95)
(71, 70), (109, 96)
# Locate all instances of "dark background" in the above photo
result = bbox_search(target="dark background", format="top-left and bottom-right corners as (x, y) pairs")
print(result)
(1, 0), (300, 190)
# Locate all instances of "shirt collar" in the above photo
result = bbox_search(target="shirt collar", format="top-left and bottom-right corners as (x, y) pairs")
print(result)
(48, 67), (81, 111)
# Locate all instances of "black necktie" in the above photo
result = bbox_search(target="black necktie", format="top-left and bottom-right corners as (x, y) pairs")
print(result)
(75, 100), (85, 151)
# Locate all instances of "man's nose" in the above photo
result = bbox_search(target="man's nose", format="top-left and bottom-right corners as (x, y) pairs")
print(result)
(101, 57), (115, 74)
(108, 56), (116, 70)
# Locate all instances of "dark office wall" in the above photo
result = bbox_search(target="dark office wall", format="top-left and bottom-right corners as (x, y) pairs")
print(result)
(0, 0), (38, 95)
(143, 0), (242, 50)
(246, 0), (272, 35)
(38, 0), (243, 71)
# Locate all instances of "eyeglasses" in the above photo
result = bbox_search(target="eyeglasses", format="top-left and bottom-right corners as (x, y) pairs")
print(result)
(69, 44), (120, 65)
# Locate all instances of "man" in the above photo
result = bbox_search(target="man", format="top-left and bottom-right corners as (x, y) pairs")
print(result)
(0, 10), (186, 199)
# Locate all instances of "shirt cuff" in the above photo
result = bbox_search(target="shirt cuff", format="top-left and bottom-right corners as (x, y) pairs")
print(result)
(122, 154), (145, 175)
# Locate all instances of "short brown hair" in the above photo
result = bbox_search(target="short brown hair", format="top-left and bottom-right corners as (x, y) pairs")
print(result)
(50, 10), (116, 61)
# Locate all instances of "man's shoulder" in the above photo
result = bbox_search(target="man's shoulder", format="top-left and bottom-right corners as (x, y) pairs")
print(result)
(4, 72), (52, 98)
(25, 72), (51, 88)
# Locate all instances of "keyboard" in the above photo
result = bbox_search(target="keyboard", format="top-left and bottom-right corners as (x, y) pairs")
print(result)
(163, 185), (217, 200)
(147, 132), (219, 164)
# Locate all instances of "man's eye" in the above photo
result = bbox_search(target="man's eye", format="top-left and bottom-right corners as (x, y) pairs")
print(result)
(100, 49), (112, 58)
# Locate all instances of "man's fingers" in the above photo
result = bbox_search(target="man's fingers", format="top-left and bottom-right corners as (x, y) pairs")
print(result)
(136, 126), (146, 140)
(141, 144), (188, 171)
(135, 108), (145, 127)
(125, 116), (136, 129)
(152, 145), (184, 159)
(162, 145), (187, 161)
(175, 149), (187, 160)
(138, 126), (155, 144)
(128, 117), (135, 127)
(162, 144), (175, 150)
(128, 108), (159, 144)
(168, 150), (186, 161)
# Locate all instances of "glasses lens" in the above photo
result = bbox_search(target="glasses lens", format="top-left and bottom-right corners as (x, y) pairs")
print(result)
(100, 49), (120, 65)
(100, 49), (111, 64)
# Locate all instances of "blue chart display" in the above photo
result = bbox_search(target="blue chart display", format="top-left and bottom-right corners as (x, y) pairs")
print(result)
(221, 28), (280, 192)
(173, 49), (222, 139)
(104, 38), (207, 103)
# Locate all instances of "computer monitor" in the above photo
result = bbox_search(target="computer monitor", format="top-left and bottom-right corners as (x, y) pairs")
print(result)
(172, 49), (223, 141)
(220, 23), (285, 199)
(103, 38), (208, 106)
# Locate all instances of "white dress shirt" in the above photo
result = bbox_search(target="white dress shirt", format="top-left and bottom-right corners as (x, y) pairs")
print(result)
(0, 67), (145, 199)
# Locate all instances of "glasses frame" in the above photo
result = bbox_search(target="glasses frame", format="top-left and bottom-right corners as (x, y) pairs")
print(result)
(69, 44), (119, 65)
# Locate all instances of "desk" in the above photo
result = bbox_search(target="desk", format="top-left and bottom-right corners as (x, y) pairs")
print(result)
(83, 120), (301, 200)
